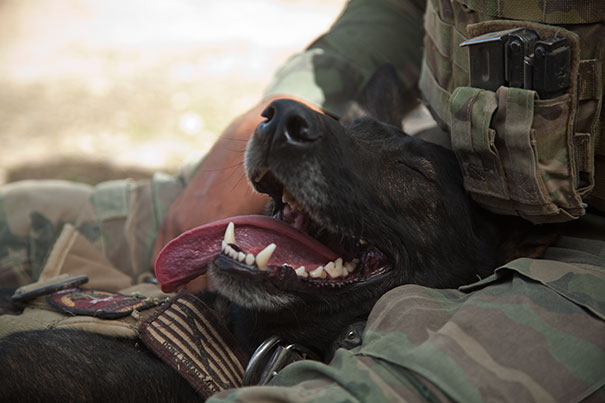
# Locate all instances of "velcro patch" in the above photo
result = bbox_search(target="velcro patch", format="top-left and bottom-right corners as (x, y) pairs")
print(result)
(138, 293), (249, 398)
(47, 288), (157, 319)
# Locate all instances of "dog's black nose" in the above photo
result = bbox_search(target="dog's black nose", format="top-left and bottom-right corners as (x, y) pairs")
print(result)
(258, 99), (321, 145)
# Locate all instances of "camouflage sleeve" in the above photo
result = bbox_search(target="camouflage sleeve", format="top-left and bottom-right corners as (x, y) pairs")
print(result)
(263, 0), (426, 118)
(209, 213), (605, 402)
(0, 159), (200, 288)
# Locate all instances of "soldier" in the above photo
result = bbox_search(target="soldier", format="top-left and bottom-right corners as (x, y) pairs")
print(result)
(1, 0), (604, 401)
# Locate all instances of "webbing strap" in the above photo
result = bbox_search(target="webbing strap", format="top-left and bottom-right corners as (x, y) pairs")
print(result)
(450, 86), (509, 199)
(419, 58), (451, 128)
(423, 0), (469, 71)
(496, 87), (545, 205)
(578, 60), (602, 102)
(139, 293), (249, 399)
(455, 0), (605, 24)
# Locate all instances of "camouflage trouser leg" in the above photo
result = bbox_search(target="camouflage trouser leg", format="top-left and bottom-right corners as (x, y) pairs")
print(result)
(0, 173), (187, 288)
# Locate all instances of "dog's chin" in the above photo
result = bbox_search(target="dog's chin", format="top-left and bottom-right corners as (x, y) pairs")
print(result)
(209, 262), (301, 312)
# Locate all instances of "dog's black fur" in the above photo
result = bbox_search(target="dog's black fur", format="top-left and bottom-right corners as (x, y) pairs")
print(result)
(0, 65), (558, 402)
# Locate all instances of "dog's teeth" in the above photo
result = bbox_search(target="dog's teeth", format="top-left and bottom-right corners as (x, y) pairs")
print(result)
(256, 243), (276, 270)
(254, 167), (269, 183)
(245, 253), (255, 266)
(237, 252), (246, 262)
(221, 241), (226, 252)
(224, 222), (236, 245)
(344, 260), (357, 273)
(334, 258), (345, 277)
(359, 239), (367, 245)
(309, 266), (326, 278)
(324, 261), (340, 278)
(334, 258), (343, 271)
(295, 266), (308, 278)
(223, 243), (236, 259)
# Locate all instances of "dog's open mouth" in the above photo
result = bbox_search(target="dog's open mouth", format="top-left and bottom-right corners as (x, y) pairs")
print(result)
(155, 168), (389, 293)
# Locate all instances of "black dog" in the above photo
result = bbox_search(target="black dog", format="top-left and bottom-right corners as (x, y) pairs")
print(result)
(198, 65), (555, 356)
(0, 65), (557, 402)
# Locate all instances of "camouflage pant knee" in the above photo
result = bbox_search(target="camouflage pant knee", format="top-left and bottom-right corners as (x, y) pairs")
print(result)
(0, 173), (188, 288)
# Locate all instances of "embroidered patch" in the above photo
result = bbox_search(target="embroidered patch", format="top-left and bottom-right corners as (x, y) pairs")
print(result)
(138, 293), (249, 398)
(47, 288), (157, 319)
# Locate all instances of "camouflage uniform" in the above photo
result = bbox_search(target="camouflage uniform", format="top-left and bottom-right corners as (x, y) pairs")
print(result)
(1, 0), (604, 400)
(0, 162), (200, 288)
(210, 0), (605, 401)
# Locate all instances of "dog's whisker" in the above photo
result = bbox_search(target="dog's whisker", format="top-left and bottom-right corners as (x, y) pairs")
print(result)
(230, 172), (250, 192)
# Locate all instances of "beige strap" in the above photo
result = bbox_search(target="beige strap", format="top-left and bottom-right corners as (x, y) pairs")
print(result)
(139, 293), (249, 399)
(494, 87), (545, 205)
(450, 86), (509, 199)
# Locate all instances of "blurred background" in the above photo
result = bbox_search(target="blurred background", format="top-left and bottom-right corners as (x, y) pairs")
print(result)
(0, 0), (347, 185)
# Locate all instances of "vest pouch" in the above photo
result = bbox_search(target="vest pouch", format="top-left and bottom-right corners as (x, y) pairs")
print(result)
(450, 86), (585, 223)
(449, 87), (510, 201)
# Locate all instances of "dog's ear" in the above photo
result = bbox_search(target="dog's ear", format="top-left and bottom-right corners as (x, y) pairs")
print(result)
(340, 63), (417, 127)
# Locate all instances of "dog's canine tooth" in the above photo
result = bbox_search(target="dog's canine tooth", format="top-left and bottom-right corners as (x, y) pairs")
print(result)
(295, 266), (307, 278)
(237, 252), (246, 262)
(224, 222), (236, 245)
(245, 253), (255, 266)
(256, 243), (276, 270)
(254, 167), (269, 183)
(221, 240), (226, 253)
(310, 266), (326, 278)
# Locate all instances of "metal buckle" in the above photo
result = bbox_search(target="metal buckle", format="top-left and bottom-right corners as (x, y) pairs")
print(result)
(243, 336), (319, 386)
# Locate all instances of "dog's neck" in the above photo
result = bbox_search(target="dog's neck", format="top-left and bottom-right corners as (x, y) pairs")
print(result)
(224, 295), (374, 359)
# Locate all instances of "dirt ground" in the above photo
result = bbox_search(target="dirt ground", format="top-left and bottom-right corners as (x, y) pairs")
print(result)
(0, 0), (347, 185)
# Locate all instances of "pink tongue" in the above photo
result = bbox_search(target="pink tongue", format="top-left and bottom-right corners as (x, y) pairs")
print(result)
(155, 215), (339, 292)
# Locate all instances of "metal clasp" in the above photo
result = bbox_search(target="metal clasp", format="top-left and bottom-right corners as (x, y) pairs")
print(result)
(243, 336), (319, 386)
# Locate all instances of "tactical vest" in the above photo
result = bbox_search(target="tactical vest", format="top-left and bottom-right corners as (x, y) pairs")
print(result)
(419, 0), (604, 223)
